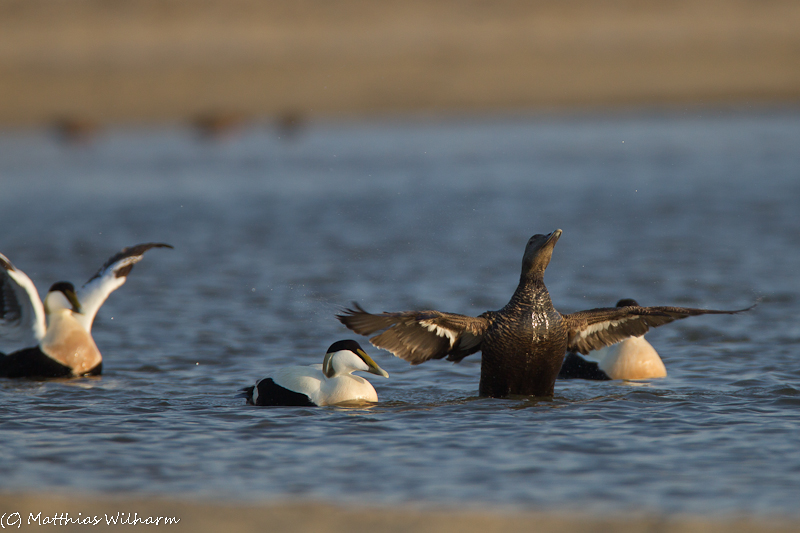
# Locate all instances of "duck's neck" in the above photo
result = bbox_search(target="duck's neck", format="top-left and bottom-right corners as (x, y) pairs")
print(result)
(40, 311), (102, 375)
(502, 275), (555, 315)
(326, 369), (348, 379)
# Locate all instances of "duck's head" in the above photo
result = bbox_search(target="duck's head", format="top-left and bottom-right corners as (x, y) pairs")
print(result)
(615, 299), (640, 308)
(44, 281), (82, 315)
(521, 229), (562, 279)
(322, 340), (389, 379)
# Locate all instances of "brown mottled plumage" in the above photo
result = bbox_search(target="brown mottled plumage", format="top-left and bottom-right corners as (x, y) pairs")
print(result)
(338, 230), (753, 398)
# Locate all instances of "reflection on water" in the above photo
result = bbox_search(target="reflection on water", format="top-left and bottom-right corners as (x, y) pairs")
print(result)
(1, 108), (799, 516)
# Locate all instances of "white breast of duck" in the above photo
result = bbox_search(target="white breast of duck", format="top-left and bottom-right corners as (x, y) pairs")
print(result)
(592, 336), (667, 380)
(39, 288), (102, 376)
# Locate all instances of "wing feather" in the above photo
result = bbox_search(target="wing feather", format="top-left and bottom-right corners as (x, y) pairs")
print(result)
(75, 243), (173, 332)
(563, 303), (754, 355)
(0, 253), (46, 351)
(337, 302), (490, 364)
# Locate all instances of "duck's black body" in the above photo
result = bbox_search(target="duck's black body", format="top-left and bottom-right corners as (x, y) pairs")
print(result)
(338, 230), (753, 398)
(0, 347), (102, 379)
(478, 279), (568, 397)
(558, 353), (610, 380)
(241, 379), (316, 407)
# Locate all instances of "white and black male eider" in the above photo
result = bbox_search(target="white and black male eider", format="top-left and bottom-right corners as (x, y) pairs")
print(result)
(338, 230), (753, 398)
(558, 299), (667, 381)
(241, 340), (389, 407)
(0, 243), (172, 378)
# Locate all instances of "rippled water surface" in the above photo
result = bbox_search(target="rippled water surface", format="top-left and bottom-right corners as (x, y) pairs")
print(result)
(1, 108), (799, 515)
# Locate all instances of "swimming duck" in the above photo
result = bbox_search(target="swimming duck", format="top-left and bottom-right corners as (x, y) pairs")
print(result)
(0, 243), (172, 378)
(241, 340), (390, 406)
(559, 299), (667, 381)
(338, 230), (752, 398)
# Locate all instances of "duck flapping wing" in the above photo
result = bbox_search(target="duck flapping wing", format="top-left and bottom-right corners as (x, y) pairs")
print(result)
(337, 302), (490, 364)
(562, 303), (755, 355)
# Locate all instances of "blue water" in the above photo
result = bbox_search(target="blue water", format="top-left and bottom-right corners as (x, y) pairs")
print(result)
(1, 107), (799, 516)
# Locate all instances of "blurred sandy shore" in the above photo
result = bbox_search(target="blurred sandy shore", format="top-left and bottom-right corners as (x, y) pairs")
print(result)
(1, 493), (797, 533)
(1, 0), (799, 126)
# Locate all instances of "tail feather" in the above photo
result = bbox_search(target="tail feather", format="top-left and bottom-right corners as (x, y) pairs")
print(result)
(237, 385), (255, 404)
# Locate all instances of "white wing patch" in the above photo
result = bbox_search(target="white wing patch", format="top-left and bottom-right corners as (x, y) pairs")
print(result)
(252, 378), (263, 404)
(576, 319), (628, 339)
(75, 243), (172, 333)
(75, 275), (128, 333)
(0, 253), (46, 350)
(420, 320), (457, 348)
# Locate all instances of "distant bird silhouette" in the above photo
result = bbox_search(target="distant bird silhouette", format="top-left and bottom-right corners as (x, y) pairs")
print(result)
(275, 110), (306, 139)
(52, 116), (100, 144)
(338, 230), (752, 398)
(192, 110), (246, 139)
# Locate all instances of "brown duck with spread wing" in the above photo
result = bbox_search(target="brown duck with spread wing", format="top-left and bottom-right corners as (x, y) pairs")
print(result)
(338, 230), (753, 398)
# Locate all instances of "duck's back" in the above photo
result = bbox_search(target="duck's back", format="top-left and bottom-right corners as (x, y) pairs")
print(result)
(597, 337), (666, 380)
(273, 365), (378, 406)
(273, 365), (324, 398)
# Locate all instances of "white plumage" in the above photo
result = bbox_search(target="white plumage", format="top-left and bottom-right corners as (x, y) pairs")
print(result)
(245, 340), (389, 407)
(0, 243), (171, 378)
(588, 336), (667, 380)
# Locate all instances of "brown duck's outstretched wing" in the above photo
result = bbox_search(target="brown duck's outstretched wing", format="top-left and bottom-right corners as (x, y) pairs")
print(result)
(562, 303), (755, 355)
(337, 302), (490, 364)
